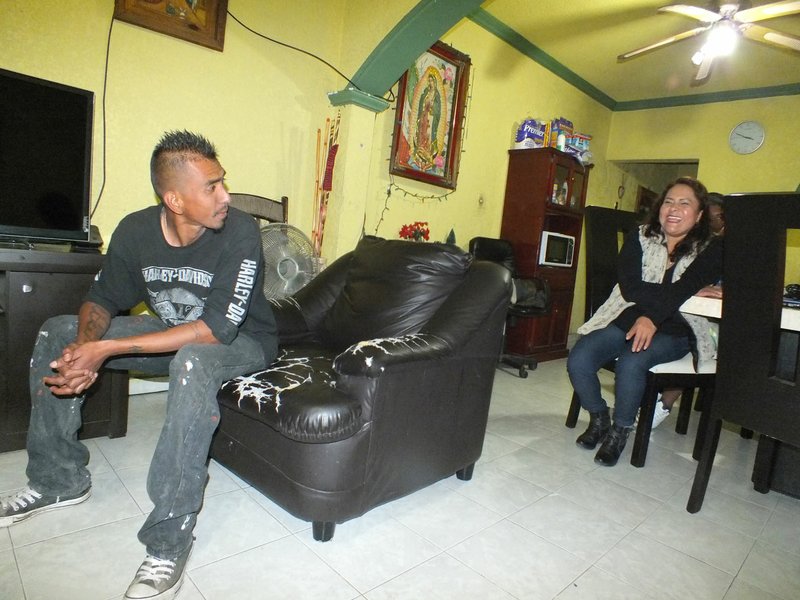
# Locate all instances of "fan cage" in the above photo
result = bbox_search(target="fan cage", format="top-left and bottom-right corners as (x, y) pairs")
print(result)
(260, 223), (319, 299)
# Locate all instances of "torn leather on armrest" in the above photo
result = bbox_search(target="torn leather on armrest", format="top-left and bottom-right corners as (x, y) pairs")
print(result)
(333, 333), (451, 378)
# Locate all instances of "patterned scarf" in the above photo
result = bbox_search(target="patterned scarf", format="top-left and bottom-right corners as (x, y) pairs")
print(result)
(577, 225), (716, 367)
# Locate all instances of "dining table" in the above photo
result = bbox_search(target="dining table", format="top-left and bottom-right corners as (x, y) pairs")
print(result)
(680, 295), (800, 332)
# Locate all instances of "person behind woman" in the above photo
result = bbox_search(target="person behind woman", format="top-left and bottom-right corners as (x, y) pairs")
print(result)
(567, 177), (722, 466)
(706, 192), (725, 237)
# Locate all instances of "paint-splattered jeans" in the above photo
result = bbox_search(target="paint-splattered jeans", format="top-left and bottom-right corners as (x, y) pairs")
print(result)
(26, 314), (271, 559)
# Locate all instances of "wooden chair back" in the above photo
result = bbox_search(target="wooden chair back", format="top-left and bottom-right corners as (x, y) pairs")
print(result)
(229, 193), (288, 224)
(688, 192), (800, 511)
(582, 206), (640, 320)
(713, 193), (800, 439)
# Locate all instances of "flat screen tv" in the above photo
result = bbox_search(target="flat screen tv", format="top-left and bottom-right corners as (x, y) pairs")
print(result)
(0, 67), (93, 245)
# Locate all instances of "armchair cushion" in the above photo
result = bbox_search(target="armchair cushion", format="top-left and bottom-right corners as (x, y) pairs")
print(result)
(219, 346), (363, 443)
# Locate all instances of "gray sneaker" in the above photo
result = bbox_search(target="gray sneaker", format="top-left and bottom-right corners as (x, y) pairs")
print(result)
(125, 542), (192, 600)
(0, 486), (91, 527)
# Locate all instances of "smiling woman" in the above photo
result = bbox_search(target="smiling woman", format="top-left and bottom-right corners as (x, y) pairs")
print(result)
(567, 176), (722, 467)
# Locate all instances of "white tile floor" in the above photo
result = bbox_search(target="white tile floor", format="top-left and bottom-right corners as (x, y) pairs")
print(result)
(2, 358), (799, 599)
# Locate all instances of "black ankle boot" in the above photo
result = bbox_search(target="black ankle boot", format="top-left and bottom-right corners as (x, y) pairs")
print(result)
(594, 423), (632, 466)
(576, 409), (611, 450)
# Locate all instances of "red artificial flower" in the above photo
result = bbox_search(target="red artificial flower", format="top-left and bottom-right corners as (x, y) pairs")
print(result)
(399, 221), (430, 242)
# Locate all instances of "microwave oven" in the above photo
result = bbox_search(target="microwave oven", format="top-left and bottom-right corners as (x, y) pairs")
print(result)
(539, 231), (575, 268)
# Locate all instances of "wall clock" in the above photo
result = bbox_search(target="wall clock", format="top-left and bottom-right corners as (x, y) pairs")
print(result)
(729, 121), (765, 155)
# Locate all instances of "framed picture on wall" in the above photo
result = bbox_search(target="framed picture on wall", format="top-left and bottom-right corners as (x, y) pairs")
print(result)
(389, 41), (471, 189)
(114, 0), (229, 52)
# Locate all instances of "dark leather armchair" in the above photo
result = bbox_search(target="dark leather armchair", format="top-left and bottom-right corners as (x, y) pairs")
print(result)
(210, 236), (512, 541)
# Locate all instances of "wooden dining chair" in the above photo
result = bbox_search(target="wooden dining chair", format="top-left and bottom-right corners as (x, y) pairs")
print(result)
(565, 206), (638, 425)
(229, 193), (288, 224)
(565, 206), (717, 467)
(688, 193), (800, 512)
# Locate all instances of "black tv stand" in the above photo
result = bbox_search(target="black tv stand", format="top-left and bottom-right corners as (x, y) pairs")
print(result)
(72, 244), (102, 254)
(0, 240), (33, 250)
(0, 246), (127, 453)
(0, 225), (104, 254)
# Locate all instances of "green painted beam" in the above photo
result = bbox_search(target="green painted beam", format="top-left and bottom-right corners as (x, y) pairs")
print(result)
(330, 0), (483, 110)
(328, 87), (390, 111)
(613, 83), (800, 111)
(468, 8), (616, 110)
(333, 3), (798, 112)
(469, 7), (799, 111)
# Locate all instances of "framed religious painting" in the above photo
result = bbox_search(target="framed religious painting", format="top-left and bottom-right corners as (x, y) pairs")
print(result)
(389, 41), (471, 189)
(114, 0), (229, 52)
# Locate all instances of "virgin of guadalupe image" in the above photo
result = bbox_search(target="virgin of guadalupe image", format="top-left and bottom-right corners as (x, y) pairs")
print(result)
(408, 68), (447, 173)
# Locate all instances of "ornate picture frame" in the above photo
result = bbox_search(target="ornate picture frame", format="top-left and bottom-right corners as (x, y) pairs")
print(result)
(114, 0), (229, 52)
(389, 41), (471, 189)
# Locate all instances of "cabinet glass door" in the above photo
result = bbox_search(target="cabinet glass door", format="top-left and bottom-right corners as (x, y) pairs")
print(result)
(570, 170), (585, 209)
(551, 163), (570, 206)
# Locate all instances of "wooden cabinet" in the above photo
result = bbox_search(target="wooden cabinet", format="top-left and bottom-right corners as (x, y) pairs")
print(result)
(0, 248), (128, 452)
(500, 148), (590, 361)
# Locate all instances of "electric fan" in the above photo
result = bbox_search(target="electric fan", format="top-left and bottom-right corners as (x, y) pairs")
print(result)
(260, 223), (319, 299)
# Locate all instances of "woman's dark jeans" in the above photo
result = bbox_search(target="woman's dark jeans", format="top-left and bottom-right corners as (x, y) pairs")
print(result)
(567, 324), (690, 427)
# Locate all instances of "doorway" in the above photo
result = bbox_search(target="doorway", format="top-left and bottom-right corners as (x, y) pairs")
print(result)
(613, 160), (699, 218)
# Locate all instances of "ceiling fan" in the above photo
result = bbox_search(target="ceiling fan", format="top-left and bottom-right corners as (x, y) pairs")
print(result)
(618, 1), (800, 81)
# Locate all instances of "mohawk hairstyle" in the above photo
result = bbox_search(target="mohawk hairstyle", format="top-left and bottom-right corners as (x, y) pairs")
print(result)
(150, 130), (218, 200)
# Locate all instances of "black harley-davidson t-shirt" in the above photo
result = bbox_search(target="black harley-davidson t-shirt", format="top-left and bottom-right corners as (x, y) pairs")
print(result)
(85, 205), (277, 359)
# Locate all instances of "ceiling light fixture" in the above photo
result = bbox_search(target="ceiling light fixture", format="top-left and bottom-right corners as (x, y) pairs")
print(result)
(704, 20), (739, 57)
(690, 20), (740, 67)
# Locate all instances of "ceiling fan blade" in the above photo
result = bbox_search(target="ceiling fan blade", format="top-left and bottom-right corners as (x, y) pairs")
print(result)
(694, 53), (715, 81)
(618, 26), (708, 60)
(658, 4), (724, 23)
(742, 23), (800, 51)
(735, 0), (800, 23)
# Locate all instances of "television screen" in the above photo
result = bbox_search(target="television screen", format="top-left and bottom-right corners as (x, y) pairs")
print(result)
(0, 67), (93, 244)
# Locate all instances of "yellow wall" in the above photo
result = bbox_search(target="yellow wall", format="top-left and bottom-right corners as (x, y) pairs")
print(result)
(361, 19), (615, 246)
(3, 1), (798, 335)
(609, 97), (800, 316)
(2, 0), (346, 244)
(609, 97), (800, 194)
(338, 0), (420, 76)
(357, 19), (615, 333)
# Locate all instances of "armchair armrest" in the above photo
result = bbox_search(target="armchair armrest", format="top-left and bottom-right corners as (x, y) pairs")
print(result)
(333, 333), (450, 377)
(333, 261), (511, 378)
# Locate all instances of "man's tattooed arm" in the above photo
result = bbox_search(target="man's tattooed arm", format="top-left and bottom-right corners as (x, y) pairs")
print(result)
(76, 302), (112, 344)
